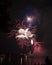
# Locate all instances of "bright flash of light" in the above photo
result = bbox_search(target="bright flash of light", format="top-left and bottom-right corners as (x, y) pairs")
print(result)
(18, 28), (25, 34)
(16, 28), (34, 39)
(27, 16), (34, 22)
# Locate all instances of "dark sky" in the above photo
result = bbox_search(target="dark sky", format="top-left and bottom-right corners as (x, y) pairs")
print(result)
(10, 0), (52, 19)
(0, 0), (52, 62)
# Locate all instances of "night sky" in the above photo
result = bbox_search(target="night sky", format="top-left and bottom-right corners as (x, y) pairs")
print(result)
(0, 0), (52, 63)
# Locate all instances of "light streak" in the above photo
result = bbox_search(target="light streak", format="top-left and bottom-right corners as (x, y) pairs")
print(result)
(31, 39), (34, 45)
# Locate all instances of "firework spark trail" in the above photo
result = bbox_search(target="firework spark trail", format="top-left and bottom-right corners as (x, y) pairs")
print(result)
(16, 28), (34, 39)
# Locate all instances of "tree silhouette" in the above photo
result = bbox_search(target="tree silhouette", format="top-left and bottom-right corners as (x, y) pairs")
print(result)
(45, 56), (52, 65)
